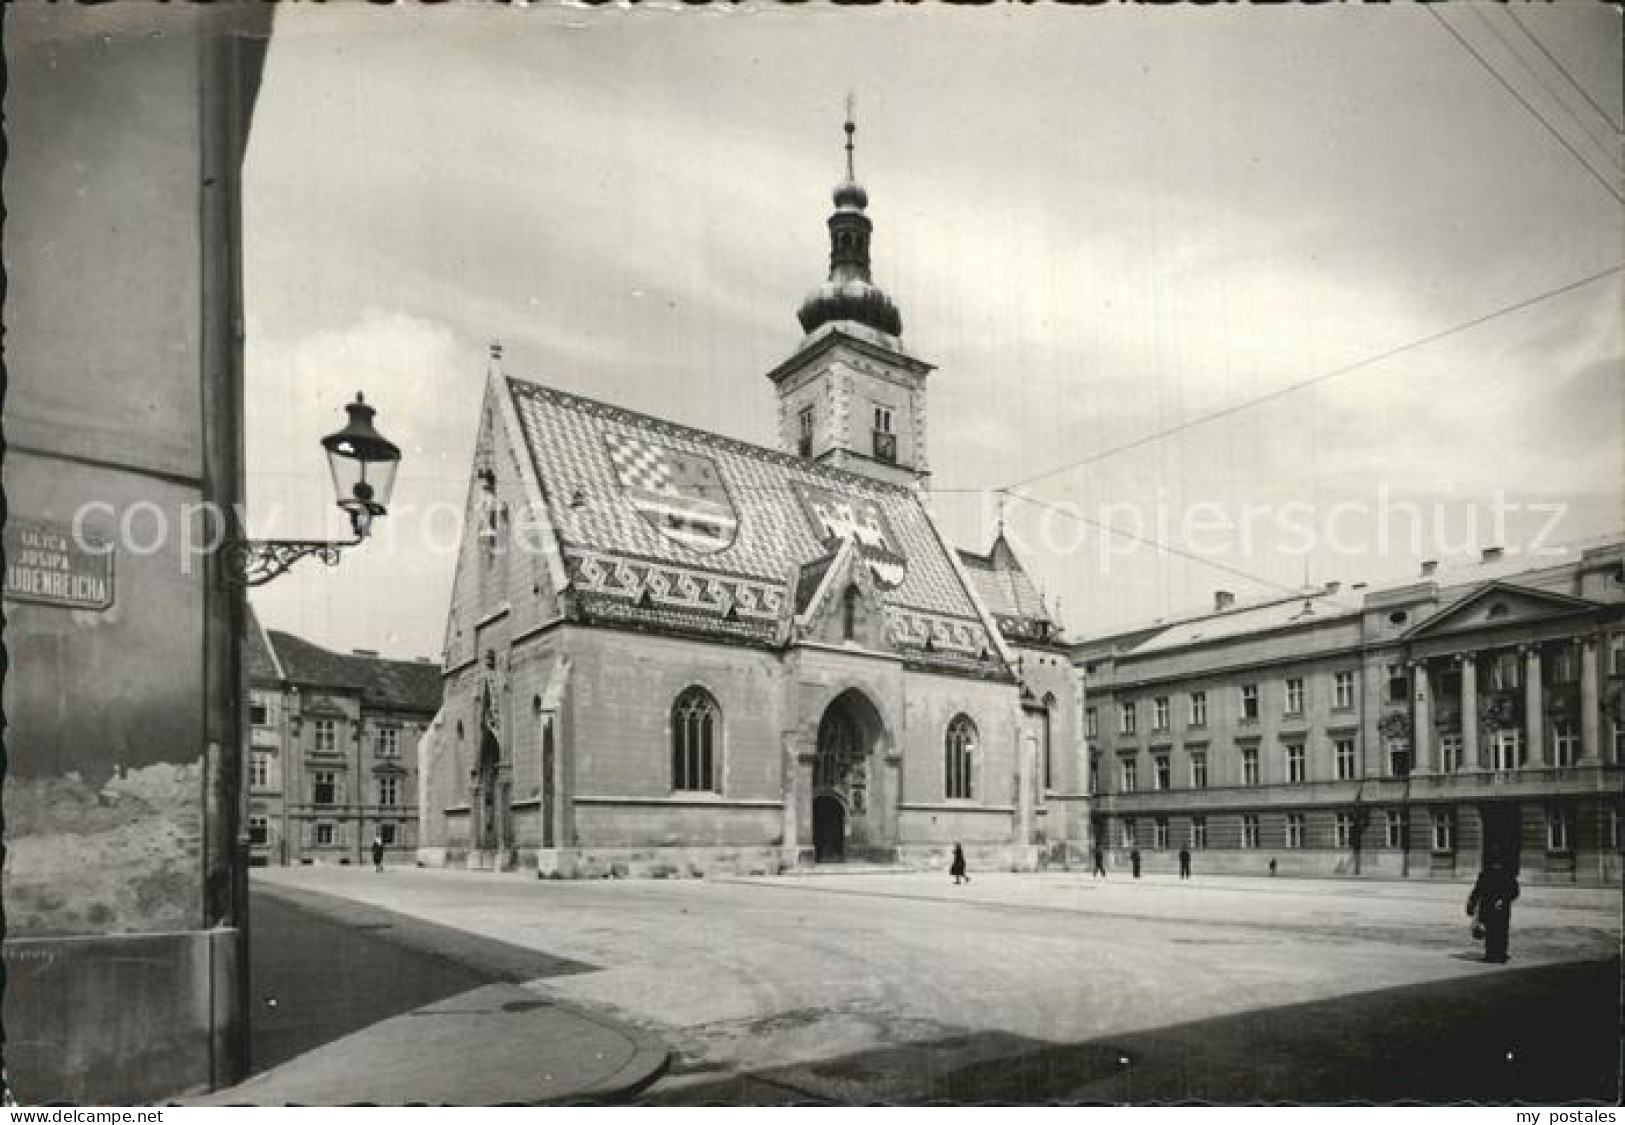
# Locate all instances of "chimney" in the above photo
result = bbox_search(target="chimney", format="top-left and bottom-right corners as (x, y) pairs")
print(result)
(1420, 560), (1438, 577)
(352, 648), (379, 658)
(1323, 580), (1341, 595)
(1214, 590), (1235, 612)
(1481, 546), (1504, 564)
(1351, 582), (1368, 591)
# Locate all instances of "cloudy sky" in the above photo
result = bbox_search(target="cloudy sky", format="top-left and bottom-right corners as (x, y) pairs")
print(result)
(243, 2), (1622, 660)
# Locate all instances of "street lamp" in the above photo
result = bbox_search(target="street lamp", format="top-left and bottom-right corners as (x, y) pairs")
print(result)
(228, 392), (402, 586)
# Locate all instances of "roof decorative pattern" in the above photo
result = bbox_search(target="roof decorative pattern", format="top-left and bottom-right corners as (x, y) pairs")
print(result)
(508, 378), (979, 622)
(956, 536), (1057, 642)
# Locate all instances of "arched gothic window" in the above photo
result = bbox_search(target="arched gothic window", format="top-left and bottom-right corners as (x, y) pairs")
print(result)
(843, 584), (860, 641)
(672, 687), (720, 792)
(1041, 693), (1057, 791)
(945, 714), (977, 800)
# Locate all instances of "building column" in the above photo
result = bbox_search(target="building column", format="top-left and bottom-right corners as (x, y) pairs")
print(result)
(1524, 646), (1544, 767)
(1460, 654), (1480, 769)
(1016, 731), (1037, 846)
(1411, 659), (1432, 775)
(1579, 634), (1601, 764)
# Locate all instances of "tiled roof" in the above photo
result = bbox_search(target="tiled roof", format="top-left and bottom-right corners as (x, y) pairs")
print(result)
(957, 535), (1054, 633)
(265, 630), (442, 714)
(506, 377), (997, 647)
(244, 604), (282, 680)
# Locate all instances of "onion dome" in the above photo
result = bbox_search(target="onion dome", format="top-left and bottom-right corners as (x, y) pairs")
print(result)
(795, 110), (903, 340)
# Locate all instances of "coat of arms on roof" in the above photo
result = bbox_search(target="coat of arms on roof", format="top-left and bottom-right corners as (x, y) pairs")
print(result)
(603, 431), (739, 554)
(792, 481), (907, 590)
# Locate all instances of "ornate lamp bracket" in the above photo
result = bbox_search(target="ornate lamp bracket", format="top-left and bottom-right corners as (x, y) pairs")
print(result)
(225, 536), (362, 587)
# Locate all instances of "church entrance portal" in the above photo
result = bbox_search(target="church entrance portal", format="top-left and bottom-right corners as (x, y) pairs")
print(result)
(812, 689), (886, 862)
(813, 795), (846, 862)
(476, 726), (502, 852)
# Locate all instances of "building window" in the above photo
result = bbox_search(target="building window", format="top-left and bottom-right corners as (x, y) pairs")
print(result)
(1388, 738), (1411, 778)
(1152, 697), (1170, 732)
(378, 822), (398, 846)
(1085, 706), (1098, 739)
(1153, 818), (1170, 850)
(1333, 671), (1355, 710)
(1614, 720), (1625, 763)
(673, 687), (721, 792)
(797, 405), (815, 457)
(378, 776), (400, 806)
(1552, 723), (1578, 767)
(1120, 818), (1136, 848)
(1432, 810), (1455, 852)
(1241, 684), (1259, 721)
(1547, 806), (1572, 852)
(1610, 634), (1624, 676)
(1120, 756), (1138, 793)
(1189, 752), (1208, 790)
(1385, 810), (1405, 849)
(1286, 814), (1304, 849)
(313, 718), (337, 754)
(376, 728), (400, 758)
(1550, 646), (1578, 684)
(1118, 701), (1137, 735)
(1153, 754), (1171, 791)
(1241, 746), (1259, 787)
(1335, 812), (1354, 848)
(1285, 743), (1306, 784)
(1241, 814), (1260, 849)
(871, 406), (896, 463)
(1335, 738), (1356, 781)
(1190, 817), (1207, 850)
(248, 816), (269, 846)
(1488, 652), (1521, 692)
(1439, 732), (1463, 773)
(1089, 752), (1100, 795)
(313, 770), (337, 806)
(1386, 664), (1408, 705)
(250, 752), (271, 789)
(1610, 807), (1620, 851)
(1040, 696), (1055, 791)
(314, 823), (335, 846)
(945, 714), (977, 800)
(1188, 691), (1207, 728)
(1284, 678), (1304, 716)
(842, 584), (860, 641)
(250, 696), (271, 727)
(1492, 727), (1522, 772)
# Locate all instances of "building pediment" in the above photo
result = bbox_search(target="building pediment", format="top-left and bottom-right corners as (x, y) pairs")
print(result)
(1402, 581), (1602, 641)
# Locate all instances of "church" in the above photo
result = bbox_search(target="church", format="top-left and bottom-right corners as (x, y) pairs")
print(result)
(417, 119), (1085, 876)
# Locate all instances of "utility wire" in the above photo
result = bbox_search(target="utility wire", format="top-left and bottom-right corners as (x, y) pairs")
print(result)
(1505, 6), (1625, 135)
(1001, 490), (1302, 596)
(1001, 263), (1624, 493)
(1426, 5), (1624, 206)
(1473, 5), (1623, 174)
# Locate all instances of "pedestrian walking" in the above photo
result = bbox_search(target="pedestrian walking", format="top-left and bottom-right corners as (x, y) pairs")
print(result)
(371, 832), (386, 873)
(1178, 847), (1191, 879)
(950, 843), (970, 885)
(1092, 844), (1107, 878)
(1129, 847), (1141, 879)
(1268, 857), (1277, 877)
(1466, 856), (1520, 963)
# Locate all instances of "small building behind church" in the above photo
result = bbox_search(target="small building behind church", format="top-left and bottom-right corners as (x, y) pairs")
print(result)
(418, 126), (1087, 876)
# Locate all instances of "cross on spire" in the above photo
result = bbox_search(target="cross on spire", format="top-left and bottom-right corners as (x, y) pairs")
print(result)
(844, 91), (857, 181)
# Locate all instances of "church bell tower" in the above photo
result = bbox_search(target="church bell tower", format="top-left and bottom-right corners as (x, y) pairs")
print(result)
(766, 103), (934, 488)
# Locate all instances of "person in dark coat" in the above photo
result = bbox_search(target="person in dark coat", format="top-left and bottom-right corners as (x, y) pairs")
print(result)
(1178, 847), (1191, 879)
(371, 832), (386, 873)
(1092, 845), (1107, 878)
(1466, 857), (1520, 963)
(1129, 847), (1141, 878)
(950, 843), (969, 885)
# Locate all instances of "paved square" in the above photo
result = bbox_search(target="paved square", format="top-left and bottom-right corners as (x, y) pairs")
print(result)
(255, 867), (1620, 1103)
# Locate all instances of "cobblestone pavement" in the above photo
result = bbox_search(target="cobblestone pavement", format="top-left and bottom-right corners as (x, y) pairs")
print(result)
(254, 867), (1621, 1103)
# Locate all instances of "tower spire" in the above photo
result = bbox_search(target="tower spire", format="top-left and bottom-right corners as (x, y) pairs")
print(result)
(845, 91), (857, 182)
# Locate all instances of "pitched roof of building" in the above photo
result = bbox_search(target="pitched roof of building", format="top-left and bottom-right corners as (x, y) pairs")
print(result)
(262, 630), (442, 713)
(956, 534), (1058, 642)
(244, 604), (283, 681)
(504, 376), (1008, 675)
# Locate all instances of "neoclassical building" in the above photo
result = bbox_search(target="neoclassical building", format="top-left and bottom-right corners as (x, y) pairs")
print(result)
(1074, 545), (1624, 884)
(418, 125), (1085, 876)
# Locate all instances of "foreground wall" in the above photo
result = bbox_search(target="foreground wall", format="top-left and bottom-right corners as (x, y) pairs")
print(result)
(2, 5), (270, 1103)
